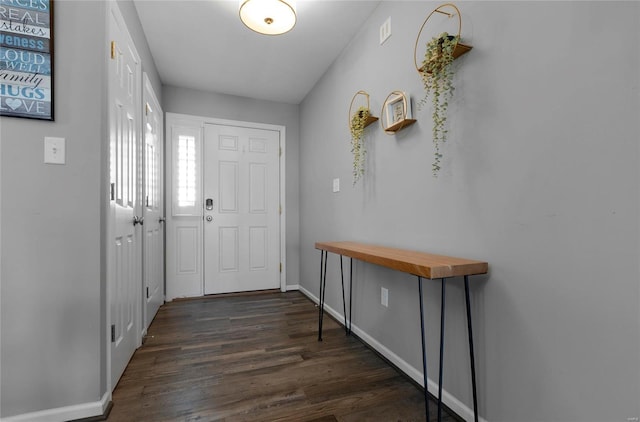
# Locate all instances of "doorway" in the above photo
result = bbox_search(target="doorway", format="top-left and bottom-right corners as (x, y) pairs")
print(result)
(165, 114), (286, 300)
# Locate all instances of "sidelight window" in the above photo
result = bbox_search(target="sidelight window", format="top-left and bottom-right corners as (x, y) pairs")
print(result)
(177, 135), (196, 207)
(172, 127), (201, 216)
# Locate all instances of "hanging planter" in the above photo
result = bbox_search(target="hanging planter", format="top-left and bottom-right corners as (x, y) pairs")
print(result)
(414, 3), (472, 177)
(348, 91), (378, 185)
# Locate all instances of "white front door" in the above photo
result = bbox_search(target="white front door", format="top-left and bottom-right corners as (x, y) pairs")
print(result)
(142, 74), (164, 332)
(108, 3), (141, 388)
(203, 124), (280, 294)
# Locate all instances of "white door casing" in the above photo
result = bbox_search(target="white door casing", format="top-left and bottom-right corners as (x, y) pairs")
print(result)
(165, 114), (286, 301)
(142, 73), (164, 333)
(203, 124), (280, 294)
(107, 1), (142, 390)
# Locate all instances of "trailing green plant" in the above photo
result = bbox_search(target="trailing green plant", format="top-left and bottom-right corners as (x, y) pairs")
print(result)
(419, 32), (459, 177)
(350, 106), (370, 185)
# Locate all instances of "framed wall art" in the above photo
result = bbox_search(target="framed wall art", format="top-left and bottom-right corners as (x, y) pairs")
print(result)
(0, 0), (54, 121)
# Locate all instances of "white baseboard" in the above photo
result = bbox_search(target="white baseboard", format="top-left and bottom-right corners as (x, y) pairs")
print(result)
(285, 284), (300, 291)
(298, 285), (487, 422)
(2, 391), (111, 422)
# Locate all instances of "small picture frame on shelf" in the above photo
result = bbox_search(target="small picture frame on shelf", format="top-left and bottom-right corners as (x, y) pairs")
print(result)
(386, 92), (411, 128)
(381, 91), (417, 134)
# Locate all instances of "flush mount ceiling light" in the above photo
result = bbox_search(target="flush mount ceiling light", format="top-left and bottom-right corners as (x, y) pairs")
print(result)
(239, 0), (296, 35)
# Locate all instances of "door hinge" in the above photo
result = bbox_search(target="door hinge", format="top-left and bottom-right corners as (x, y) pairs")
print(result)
(110, 41), (116, 59)
(280, 263), (282, 273)
(146, 287), (149, 299)
(110, 183), (115, 201)
(111, 324), (115, 343)
(145, 102), (150, 116)
(146, 195), (149, 207)
(279, 205), (282, 215)
(279, 147), (282, 157)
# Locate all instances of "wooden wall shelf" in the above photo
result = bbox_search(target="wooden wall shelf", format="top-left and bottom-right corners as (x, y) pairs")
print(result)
(419, 42), (473, 74)
(363, 115), (379, 128)
(384, 118), (417, 133)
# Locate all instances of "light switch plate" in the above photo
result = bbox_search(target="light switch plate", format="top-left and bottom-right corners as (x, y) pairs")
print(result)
(332, 178), (340, 193)
(44, 137), (65, 164)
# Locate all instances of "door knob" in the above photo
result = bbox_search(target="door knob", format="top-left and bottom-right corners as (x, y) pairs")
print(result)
(159, 217), (166, 224)
(206, 215), (213, 222)
(133, 215), (144, 226)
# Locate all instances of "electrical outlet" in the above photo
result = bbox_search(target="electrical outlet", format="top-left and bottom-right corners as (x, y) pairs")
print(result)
(381, 287), (388, 307)
(379, 16), (391, 45)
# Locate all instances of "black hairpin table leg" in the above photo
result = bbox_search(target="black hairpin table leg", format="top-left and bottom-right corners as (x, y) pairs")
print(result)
(438, 278), (446, 421)
(464, 275), (479, 422)
(318, 250), (328, 341)
(340, 255), (348, 335)
(418, 276), (430, 422)
(348, 258), (353, 335)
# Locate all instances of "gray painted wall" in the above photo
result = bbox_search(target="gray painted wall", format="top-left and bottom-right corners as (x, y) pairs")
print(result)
(0, 1), (105, 417)
(299, 1), (640, 421)
(0, 0), (161, 418)
(162, 85), (301, 286)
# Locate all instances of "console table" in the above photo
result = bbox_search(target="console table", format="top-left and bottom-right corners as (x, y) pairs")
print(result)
(315, 241), (488, 422)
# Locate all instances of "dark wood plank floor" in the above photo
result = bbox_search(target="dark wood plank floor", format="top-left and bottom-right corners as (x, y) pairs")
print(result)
(107, 291), (459, 422)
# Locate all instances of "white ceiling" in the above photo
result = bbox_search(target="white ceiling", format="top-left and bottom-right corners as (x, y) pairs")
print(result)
(133, 0), (382, 104)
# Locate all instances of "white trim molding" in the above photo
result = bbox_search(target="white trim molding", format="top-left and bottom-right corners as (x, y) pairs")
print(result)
(2, 392), (111, 422)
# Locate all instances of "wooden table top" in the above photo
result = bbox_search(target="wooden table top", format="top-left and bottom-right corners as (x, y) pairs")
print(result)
(315, 241), (488, 280)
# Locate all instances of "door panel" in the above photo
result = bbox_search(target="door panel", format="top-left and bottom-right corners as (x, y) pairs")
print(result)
(219, 161), (238, 212)
(142, 74), (164, 332)
(109, 3), (141, 389)
(249, 226), (267, 270)
(219, 226), (239, 272)
(177, 225), (200, 273)
(203, 124), (280, 294)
